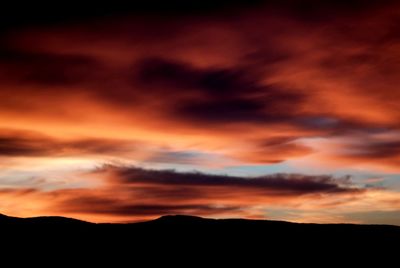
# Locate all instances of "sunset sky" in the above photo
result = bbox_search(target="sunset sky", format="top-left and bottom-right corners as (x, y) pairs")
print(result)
(1, 0), (400, 224)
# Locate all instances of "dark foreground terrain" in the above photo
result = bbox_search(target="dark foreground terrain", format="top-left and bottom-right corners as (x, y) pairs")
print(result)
(1, 213), (399, 258)
(1, 213), (399, 241)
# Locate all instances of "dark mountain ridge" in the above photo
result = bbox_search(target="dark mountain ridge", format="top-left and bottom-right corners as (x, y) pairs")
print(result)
(1, 212), (399, 235)
(1, 213), (399, 258)
(1, 212), (399, 228)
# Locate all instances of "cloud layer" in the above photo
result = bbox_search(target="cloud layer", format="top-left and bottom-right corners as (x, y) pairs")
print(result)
(1, 0), (400, 169)
(0, 165), (379, 222)
(0, 0), (400, 224)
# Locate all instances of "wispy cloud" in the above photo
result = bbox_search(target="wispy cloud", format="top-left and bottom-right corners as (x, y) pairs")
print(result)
(0, 0), (400, 223)
(1, 165), (389, 223)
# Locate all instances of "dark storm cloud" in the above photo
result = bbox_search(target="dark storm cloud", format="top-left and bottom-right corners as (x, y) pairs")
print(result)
(176, 91), (304, 124)
(1, 2), (396, 132)
(134, 57), (305, 124)
(41, 165), (363, 219)
(177, 99), (267, 123)
(135, 58), (259, 97)
(109, 166), (358, 195)
(132, 56), (383, 131)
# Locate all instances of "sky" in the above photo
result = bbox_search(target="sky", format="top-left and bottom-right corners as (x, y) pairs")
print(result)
(1, 0), (400, 224)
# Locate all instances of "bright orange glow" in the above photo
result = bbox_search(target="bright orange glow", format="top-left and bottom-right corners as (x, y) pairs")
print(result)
(1, 1), (400, 224)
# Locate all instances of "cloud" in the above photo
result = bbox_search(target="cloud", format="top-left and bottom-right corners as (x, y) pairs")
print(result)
(0, 0), (399, 170)
(0, 129), (231, 169)
(0, 131), (52, 157)
(54, 165), (364, 221)
(135, 57), (260, 98)
(142, 150), (214, 165)
(325, 133), (400, 170)
(236, 138), (313, 163)
(0, 46), (99, 86)
(59, 196), (242, 217)
(0, 165), (369, 222)
(134, 57), (305, 124)
(346, 140), (400, 159)
(1, 0), (400, 224)
(109, 166), (356, 195)
(0, 129), (137, 157)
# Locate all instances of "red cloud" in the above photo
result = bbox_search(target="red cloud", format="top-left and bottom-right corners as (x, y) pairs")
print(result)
(0, 0), (400, 223)
(0, 166), (370, 222)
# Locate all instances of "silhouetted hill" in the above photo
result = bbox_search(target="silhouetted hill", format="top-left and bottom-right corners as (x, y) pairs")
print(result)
(2, 213), (399, 238)
(0, 213), (90, 225)
(1, 213), (399, 257)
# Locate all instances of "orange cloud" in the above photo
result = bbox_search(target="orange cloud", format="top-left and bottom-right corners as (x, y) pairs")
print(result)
(1, 0), (400, 223)
(0, 1), (399, 171)
(1, 166), (399, 224)
(0, 165), (369, 222)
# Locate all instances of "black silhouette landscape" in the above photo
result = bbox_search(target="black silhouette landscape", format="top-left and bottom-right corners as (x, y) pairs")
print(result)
(2, 213), (399, 244)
